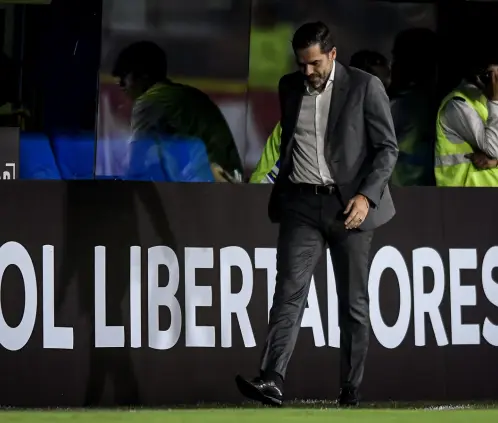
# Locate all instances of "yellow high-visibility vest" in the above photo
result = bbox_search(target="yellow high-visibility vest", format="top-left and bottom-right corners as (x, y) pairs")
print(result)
(435, 87), (498, 186)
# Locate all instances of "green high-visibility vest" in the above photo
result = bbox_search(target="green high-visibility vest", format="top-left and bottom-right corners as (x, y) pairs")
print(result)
(390, 90), (434, 187)
(250, 121), (281, 183)
(435, 87), (498, 186)
(390, 129), (427, 186)
(248, 24), (293, 91)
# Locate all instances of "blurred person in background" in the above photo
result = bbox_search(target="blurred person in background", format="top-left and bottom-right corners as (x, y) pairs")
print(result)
(249, 121), (281, 183)
(112, 41), (243, 182)
(389, 28), (438, 187)
(250, 49), (391, 183)
(350, 50), (391, 91)
(248, 0), (294, 92)
(246, 0), (294, 170)
(435, 48), (498, 186)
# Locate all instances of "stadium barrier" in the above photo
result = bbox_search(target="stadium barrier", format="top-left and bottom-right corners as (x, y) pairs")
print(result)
(0, 181), (496, 406)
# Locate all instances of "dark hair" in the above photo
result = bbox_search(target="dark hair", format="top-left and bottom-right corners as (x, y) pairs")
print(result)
(465, 45), (498, 78)
(112, 41), (167, 81)
(292, 21), (335, 54)
(350, 50), (388, 73)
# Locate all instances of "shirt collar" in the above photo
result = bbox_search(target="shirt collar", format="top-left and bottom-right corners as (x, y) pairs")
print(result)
(305, 60), (335, 95)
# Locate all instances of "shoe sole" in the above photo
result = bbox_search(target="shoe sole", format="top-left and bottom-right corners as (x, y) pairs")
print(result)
(235, 376), (283, 407)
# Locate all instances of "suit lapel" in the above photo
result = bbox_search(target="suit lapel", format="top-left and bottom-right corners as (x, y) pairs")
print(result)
(327, 62), (350, 139)
(288, 79), (304, 147)
(280, 77), (304, 175)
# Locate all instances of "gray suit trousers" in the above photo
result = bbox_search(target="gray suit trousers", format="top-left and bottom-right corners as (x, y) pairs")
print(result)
(260, 186), (373, 389)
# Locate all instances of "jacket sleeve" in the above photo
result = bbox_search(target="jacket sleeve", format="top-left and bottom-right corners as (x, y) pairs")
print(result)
(358, 76), (399, 207)
(268, 75), (291, 223)
(249, 122), (282, 183)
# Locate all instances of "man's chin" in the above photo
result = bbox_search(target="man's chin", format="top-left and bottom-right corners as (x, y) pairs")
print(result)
(308, 80), (322, 89)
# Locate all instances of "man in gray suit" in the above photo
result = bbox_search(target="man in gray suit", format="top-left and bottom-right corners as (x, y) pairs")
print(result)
(236, 22), (398, 407)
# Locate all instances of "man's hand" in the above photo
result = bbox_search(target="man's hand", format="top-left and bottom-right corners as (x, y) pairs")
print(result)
(483, 66), (498, 101)
(344, 195), (370, 230)
(210, 163), (242, 183)
(465, 151), (498, 170)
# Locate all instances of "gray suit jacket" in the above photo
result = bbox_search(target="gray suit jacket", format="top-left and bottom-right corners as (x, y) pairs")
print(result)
(268, 62), (399, 231)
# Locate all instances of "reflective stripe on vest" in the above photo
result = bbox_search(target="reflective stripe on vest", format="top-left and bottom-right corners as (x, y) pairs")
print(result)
(435, 87), (498, 187)
(265, 159), (280, 183)
(434, 153), (471, 167)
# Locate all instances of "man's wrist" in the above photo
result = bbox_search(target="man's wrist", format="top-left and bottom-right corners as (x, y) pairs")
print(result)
(357, 194), (370, 209)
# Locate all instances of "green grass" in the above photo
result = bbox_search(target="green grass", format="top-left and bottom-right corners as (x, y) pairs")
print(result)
(0, 408), (498, 423)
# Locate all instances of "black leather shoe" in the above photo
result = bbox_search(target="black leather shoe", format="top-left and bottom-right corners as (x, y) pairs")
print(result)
(337, 387), (360, 407)
(235, 375), (283, 406)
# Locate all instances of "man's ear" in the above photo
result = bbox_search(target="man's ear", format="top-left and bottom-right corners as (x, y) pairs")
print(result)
(329, 47), (337, 61)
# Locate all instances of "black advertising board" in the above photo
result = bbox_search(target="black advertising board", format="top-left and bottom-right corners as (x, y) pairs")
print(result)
(0, 182), (496, 406)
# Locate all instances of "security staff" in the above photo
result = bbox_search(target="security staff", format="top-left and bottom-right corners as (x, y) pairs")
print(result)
(435, 52), (498, 186)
